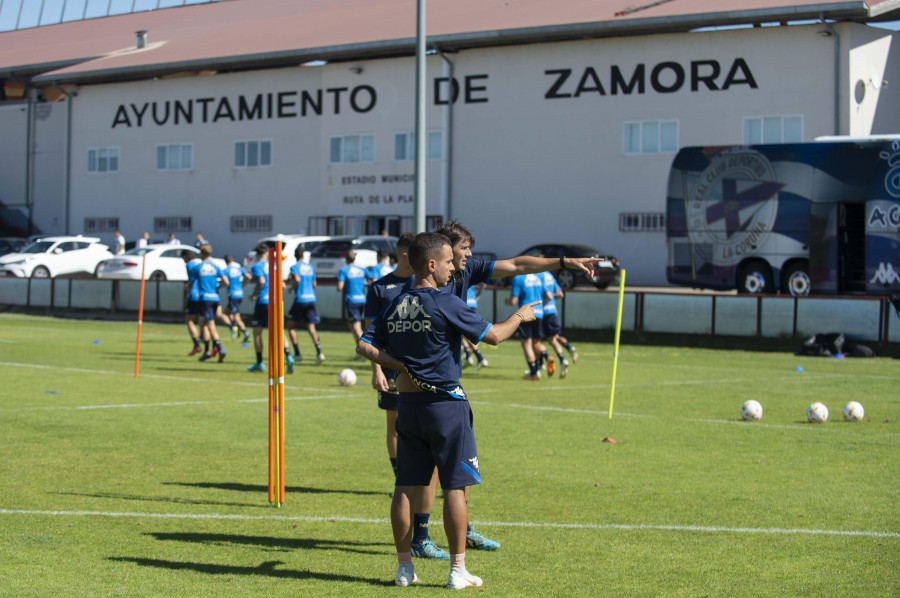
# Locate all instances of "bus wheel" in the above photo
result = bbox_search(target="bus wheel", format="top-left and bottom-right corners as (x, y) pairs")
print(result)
(737, 261), (772, 294)
(782, 262), (810, 296)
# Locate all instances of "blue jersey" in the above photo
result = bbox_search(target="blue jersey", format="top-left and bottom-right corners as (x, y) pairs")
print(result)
(540, 271), (561, 315)
(338, 264), (367, 304)
(444, 258), (495, 300)
(362, 287), (491, 401)
(365, 272), (413, 320)
(290, 261), (317, 303)
(191, 259), (224, 302)
(511, 273), (545, 318)
(466, 286), (478, 309)
(252, 260), (269, 305)
(224, 264), (245, 299)
(185, 259), (202, 301)
(368, 262), (394, 280)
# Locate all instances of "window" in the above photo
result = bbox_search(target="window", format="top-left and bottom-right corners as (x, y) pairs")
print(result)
(153, 216), (192, 233)
(619, 212), (666, 232)
(230, 215), (273, 233)
(394, 131), (443, 161)
(234, 140), (273, 168)
(87, 147), (119, 173)
(623, 120), (678, 154)
(156, 143), (193, 171)
(329, 134), (375, 163)
(743, 115), (803, 144)
(84, 217), (119, 233)
(399, 215), (444, 234)
(308, 216), (345, 236)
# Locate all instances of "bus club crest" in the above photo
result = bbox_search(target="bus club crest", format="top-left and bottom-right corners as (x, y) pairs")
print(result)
(687, 149), (784, 266)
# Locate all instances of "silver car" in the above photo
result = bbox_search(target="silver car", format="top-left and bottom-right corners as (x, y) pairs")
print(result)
(308, 235), (398, 279)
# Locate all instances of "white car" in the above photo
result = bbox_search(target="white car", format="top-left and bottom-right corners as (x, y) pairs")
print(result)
(309, 235), (398, 279)
(0, 235), (113, 278)
(243, 235), (331, 280)
(96, 244), (227, 281)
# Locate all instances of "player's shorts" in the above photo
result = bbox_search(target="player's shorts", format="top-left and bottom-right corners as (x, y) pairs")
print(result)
(227, 297), (242, 314)
(251, 302), (269, 328)
(517, 318), (544, 339)
(185, 299), (201, 316)
(395, 393), (481, 490)
(377, 376), (399, 411)
(198, 300), (220, 321)
(289, 301), (320, 325)
(345, 302), (364, 323)
(542, 312), (561, 336)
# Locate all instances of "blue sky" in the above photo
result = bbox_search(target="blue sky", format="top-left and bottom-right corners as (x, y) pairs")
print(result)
(0, 0), (898, 32)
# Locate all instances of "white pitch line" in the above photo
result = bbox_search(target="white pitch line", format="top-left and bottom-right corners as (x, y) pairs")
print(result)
(0, 509), (896, 539)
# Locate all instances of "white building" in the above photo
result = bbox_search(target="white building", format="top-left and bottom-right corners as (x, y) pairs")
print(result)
(1, 0), (898, 285)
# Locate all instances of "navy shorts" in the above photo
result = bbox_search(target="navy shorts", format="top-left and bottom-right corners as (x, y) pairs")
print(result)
(185, 299), (201, 316)
(518, 318), (544, 339)
(199, 300), (220, 322)
(345, 303), (364, 322)
(378, 376), (398, 411)
(251, 303), (269, 328)
(543, 313), (561, 336)
(228, 297), (242, 314)
(290, 301), (320, 325)
(395, 393), (481, 490)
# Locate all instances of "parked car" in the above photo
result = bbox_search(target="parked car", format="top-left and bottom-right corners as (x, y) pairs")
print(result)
(506, 243), (620, 289)
(243, 235), (331, 279)
(0, 237), (27, 257)
(309, 235), (398, 279)
(0, 236), (113, 278)
(96, 244), (226, 281)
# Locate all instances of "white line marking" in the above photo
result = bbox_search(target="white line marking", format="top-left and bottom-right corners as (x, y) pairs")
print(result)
(0, 509), (896, 538)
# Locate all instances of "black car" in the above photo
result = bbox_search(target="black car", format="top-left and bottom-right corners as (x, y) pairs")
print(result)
(517, 243), (620, 289)
(0, 237), (27, 257)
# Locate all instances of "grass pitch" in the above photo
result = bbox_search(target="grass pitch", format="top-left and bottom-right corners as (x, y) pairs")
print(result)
(0, 313), (897, 597)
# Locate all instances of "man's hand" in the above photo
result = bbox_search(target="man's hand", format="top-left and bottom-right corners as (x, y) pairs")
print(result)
(371, 367), (389, 392)
(564, 256), (598, 276)
(516, 301), (541, 323)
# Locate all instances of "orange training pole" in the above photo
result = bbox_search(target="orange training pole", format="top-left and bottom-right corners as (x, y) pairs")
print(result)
(134, 254), (147, 378)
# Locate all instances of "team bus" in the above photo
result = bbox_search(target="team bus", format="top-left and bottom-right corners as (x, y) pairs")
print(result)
(666, 137), (900, 296)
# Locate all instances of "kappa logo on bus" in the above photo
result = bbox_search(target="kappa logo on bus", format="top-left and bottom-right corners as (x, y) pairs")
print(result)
(387, 295), (432, 333)
(870, 262), (900, 285)
(686, 149), (783, 266)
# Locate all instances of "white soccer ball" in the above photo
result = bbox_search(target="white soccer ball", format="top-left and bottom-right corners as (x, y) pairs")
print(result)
(338, 368), (357, 386)
(740, 400), (763, 421)
(842, 401), (864, 422)
(807, 402), (829, 423)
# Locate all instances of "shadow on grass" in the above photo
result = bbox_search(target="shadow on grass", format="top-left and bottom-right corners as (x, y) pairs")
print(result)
(108, 557), (391, 586)
(164, 481), (388, 497)
(149, 532), (388, 555)
(54, 491), (268, 509)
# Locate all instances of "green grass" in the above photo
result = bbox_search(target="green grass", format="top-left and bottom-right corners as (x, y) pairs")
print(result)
(0, 312), (898, 597)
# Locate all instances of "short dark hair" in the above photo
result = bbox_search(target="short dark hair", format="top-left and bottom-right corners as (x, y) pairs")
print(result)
(295, 245), (305, 259)
(345, 250), (356, 263)
(181, 249), (194, 260)
(224, 253), (233, 263)
(255, 242), (269, 257)
(435, 219), (475, 248)
(397, 232), (415, 252)
(376, 248), (389, 261)
(409, 232), (450, 271)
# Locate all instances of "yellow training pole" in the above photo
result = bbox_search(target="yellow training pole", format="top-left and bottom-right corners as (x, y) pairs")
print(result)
(267, 249), (277, 505)
(275, 242), (286, 506)
(608, 269), (626, 419)
(134, 254), (147, 379)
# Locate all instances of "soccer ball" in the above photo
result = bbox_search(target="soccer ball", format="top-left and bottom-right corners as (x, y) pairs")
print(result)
(806, 402), (829, 423)
(338, 368), (357, 386)
(740, 400), (763, 421)
(842, 401), (864, 422)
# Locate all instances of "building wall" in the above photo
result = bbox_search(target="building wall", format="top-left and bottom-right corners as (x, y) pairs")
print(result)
(6, 22), (894, 284)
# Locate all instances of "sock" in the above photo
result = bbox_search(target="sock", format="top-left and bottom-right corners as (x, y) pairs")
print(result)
(463, 347), (471, 359)
(389, 457), (397, 480)
(562, 340), (573, 351)
(293, 342), (300, 356)
(541, 351), (550, 363)
(473, 349), (484, 361)
(529, 361), (538, 376)
(214, 340), (222, 351)
(412, 513), (430, 544)
(315, 343), (322, 355)
(204, 340), (210, 352)
(450, 553), (465, 568)
(256, 351), (263, 363)
(192, 337), (200, 348)
(557, 350), (565, 362)
(466, 522), (473, 533)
